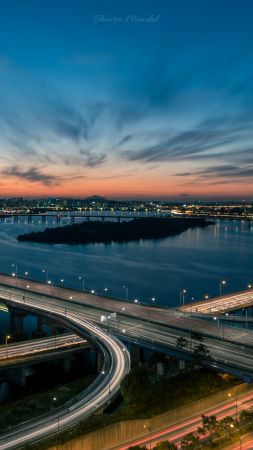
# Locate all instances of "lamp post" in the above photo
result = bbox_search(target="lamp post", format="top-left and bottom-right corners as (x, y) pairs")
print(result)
(78, 276), (85, 292)
(219, 279), (226, 296)
(134, 299), (140, 309)
(214, 316), (224, 340)
(229, 394), (243, 450)
(228, 393), (238, 419)
(11, 264), (17, 276)
(123, 285), (129, 300)
(5, 335), (10, 358)
(144, 423), (152, 450)
(180, 289), (187, 306)
(42, 269), (48, 283)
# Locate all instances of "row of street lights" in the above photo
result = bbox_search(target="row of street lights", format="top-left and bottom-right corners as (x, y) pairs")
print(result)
(180, 279), (253, 307)
(9, 264), (253, 311)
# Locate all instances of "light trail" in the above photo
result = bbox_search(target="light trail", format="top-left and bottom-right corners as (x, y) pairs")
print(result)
(118, 390), (253, 450)
(0, 289), (130, 450)
(0, 334), (87, 362)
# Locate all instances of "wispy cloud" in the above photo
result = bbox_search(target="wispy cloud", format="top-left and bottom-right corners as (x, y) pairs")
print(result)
(2, 166), (57, 186)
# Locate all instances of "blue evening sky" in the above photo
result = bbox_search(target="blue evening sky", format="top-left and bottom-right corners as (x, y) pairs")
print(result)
(0, 0), (253, 199)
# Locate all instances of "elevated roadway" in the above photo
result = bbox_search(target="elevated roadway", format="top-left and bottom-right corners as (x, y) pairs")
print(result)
(0, 334), (88, 367)
(0, 284), (130, 449)
(1, 278), (253, 379)
(179, 289), (253, 315)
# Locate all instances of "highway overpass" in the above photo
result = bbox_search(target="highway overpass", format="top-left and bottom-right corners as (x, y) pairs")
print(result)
(0, 281), (130, 450)
(1, 275), (253, 379)
(180, 289), (253, 314)
(0, 333), (89, 368)
(1, 274), (253, 447)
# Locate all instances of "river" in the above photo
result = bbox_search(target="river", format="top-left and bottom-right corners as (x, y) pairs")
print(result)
(0, 215), (252, 308)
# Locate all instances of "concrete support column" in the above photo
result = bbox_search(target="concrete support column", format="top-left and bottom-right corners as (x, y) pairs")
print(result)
(33, 317), (46, 337)
(130, 345), (144, 366)
(179, 359), (186, 371)
(157, 362), (165, 377)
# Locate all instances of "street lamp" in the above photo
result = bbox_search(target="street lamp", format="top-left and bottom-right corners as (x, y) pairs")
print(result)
(42, 268), (48, 282)
(134, 299), (140, 309)
(11, 264), (17, 276)
(228, 393), (238, 419)
(219, 279), (226, 296)
(214, 316), (224, 340)
(78, 276), (85, 292)
(228, 394), (243, 449)
(5, 335), (10, 358)
(123, 285), (129, 300)
(180, 289), (187, 306)
(144, 423), (152, 450)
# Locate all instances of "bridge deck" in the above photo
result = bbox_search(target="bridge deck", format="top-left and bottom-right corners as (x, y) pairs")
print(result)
(180, 290), (253, 314)
(0, 334), (87, 366)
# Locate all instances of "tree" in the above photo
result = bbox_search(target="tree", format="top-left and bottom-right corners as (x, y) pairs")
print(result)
(180, 432), (199, 449)
(192, 343), (210, 367)
(191, 332), (203, 344)
(198, 414), (220, 446)
(120, 366), (153, 411)
(239, 409), (253, 427)
(153, 441), (177, 449)
(176, 336), (189, 350)
(219, 416), (236, 439)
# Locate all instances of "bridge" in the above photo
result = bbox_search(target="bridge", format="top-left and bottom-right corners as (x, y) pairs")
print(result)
(1, 274), (253, 447)
(0, 333), (89, 368)
(0, 276), (130, 450)
(0, 211), (170, 224)
(179, 289), (253, 315)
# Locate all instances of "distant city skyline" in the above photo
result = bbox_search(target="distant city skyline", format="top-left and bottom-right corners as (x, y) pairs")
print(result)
(0, 0), (253, 199)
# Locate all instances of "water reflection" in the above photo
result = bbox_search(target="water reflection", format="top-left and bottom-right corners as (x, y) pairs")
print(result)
(0, 217), (252, 307)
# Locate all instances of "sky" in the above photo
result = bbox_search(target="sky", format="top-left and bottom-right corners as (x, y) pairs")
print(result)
(0, 0), (253, 200)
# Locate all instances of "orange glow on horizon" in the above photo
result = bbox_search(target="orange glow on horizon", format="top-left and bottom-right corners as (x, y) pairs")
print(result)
(1, 175), (253, 200)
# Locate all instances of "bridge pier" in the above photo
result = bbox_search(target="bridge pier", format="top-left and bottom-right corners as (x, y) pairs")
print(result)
(14, 215), (18, 223)
(41, 215), (46, 223)
(27, 215), (32, 223)
(178, 360), (186, 371)
(71, 216), (75, 223)
(156, 361), (165, 376)
(129, 345), (145, 366)
(56, 215), (61, 223)
(10, 309), (27, 341)
(33, 317), (47, 337)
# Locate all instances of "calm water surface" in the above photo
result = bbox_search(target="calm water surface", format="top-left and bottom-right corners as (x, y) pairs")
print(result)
(0, 217), (252, 309)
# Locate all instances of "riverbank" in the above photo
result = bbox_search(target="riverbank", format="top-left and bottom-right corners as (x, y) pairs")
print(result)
(17, 217), (212, 245)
